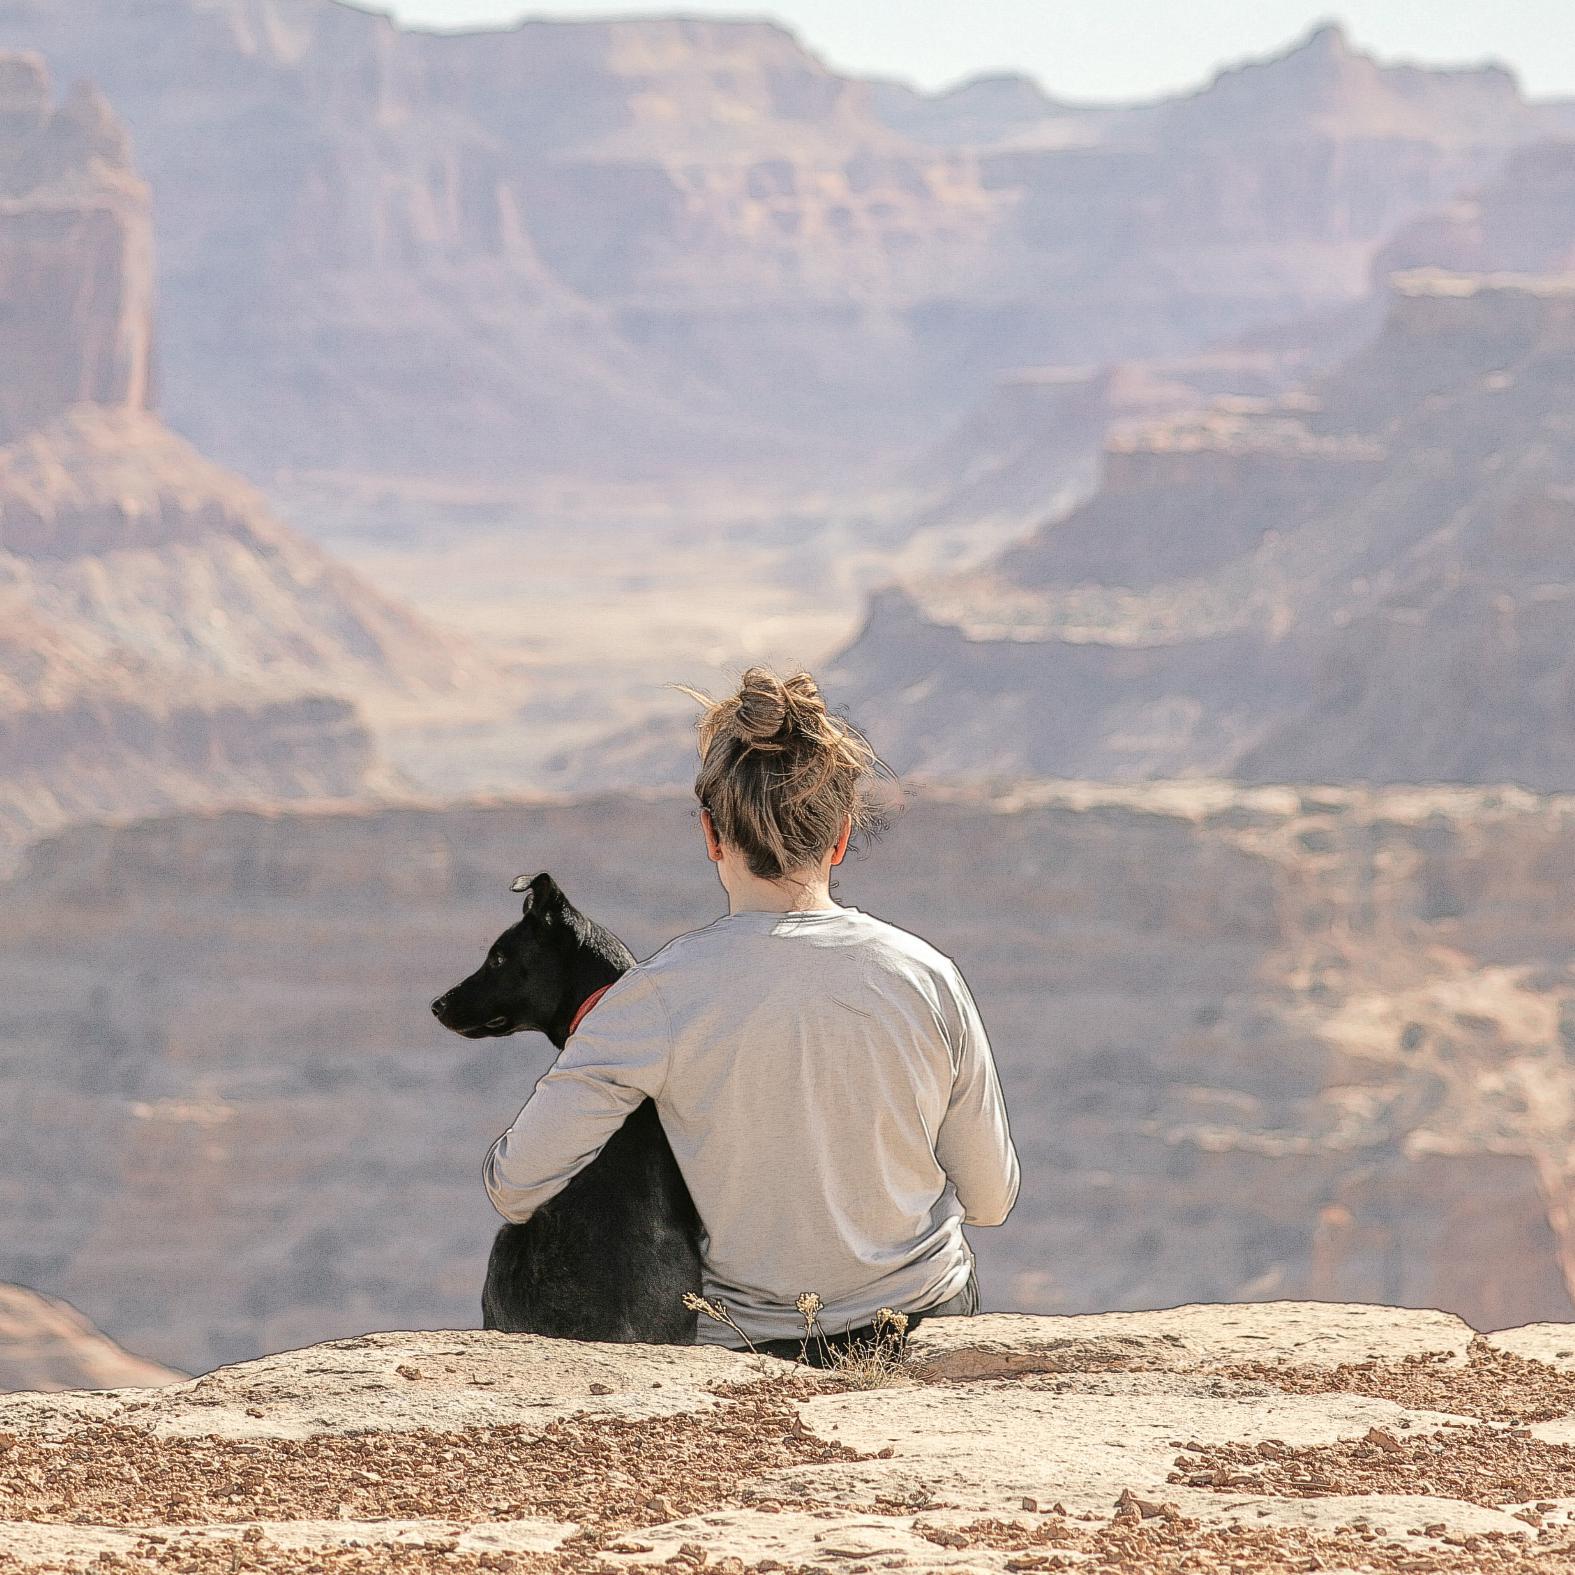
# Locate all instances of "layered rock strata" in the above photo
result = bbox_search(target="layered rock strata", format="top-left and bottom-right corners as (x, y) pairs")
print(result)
(3, 783), (1575, 1372)
(826, 269), (1575, 788)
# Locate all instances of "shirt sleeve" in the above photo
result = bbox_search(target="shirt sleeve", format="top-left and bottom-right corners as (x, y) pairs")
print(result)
(482, 965), (674, 1223)
(934, 964), (1020, 1227)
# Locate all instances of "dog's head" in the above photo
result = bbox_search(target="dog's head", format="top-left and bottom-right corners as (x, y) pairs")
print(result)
(430, 871), (590, 1041)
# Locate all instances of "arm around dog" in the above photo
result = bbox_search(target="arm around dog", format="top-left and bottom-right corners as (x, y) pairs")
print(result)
(483, 965), (673, 1223)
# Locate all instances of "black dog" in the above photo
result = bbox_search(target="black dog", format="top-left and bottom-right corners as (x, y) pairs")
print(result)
(431, 872), (701, 1342)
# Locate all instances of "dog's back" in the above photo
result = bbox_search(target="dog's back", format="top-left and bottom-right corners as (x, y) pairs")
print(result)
(483, 1100), (701, 1341)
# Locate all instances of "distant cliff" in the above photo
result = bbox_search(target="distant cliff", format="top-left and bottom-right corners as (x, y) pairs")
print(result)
(825, 264), (1575, 789)
(0, 9), (1561, 485)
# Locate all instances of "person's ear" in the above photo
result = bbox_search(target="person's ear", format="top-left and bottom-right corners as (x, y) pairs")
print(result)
(830, 814), (852, 866)
(700, 807), (723, 863)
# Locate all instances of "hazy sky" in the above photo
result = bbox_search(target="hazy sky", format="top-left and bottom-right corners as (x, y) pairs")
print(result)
(374, 1), (1575, 101)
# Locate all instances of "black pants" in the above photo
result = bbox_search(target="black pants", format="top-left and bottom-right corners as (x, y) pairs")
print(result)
(753, 1268), (980, 1367)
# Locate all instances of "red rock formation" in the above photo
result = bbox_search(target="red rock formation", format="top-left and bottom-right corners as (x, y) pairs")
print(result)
(0, 59), (476, 850)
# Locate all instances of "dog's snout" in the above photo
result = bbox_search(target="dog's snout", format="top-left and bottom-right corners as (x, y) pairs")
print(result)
(430, 993), (449, 1018)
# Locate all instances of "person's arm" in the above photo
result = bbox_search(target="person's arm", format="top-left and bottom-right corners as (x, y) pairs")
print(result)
(482, 965), (674, 1223)
(934, 964), (1020, 1226)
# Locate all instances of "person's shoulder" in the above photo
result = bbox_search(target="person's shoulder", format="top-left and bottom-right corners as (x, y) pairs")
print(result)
(587, 919), (728, 1020)
(843, 908), (962, 985)
(630, 914), (733, 977)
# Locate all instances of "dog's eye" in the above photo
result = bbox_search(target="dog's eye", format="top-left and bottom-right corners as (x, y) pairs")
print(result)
(488, 955), (505, 970)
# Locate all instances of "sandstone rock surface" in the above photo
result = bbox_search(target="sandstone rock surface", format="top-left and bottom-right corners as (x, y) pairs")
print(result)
(1, 1305), (1573, 1572)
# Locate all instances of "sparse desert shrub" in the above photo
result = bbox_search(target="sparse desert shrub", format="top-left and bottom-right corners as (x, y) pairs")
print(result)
(684, 1290), (914, 1388)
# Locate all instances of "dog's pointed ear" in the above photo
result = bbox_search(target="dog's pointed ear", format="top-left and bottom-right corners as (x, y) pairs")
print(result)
(511, 871), (562, 917)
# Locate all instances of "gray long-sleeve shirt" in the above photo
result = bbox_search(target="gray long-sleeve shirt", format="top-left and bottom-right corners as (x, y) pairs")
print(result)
(483, 904), (1019, 1346)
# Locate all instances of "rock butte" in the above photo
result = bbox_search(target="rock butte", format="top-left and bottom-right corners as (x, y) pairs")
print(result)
(2, 1303), (1575, 1572)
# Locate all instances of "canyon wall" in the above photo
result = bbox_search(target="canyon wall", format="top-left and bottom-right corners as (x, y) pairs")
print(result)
(822, 261), (1575, 787)
(3, 783), (1574, 1373)
(0, 9), (1559, 485)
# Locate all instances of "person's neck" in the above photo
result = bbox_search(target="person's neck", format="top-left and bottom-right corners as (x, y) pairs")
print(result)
(726, 870), (838, 915)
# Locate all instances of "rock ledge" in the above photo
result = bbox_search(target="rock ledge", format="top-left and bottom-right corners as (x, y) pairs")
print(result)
(3, 1302), (1575, 1572)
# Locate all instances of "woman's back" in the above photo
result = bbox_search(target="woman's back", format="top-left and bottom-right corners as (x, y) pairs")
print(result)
(592, 904), (1016, 1345)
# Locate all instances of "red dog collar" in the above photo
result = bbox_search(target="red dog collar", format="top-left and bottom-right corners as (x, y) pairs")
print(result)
(568, 982), (614, 1038)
